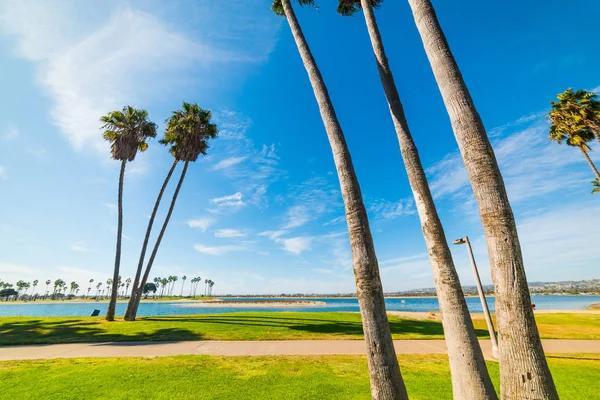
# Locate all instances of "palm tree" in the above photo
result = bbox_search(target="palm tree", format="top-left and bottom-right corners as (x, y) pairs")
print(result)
(272, 1), (406, 397)
(170, 276), (178, 296)
(160, 278), (168, 298)
(32, 280), (38, 297)
(180, 275), (187, 297)
(95, 282), (102, 298)
(45, 279), (51, 299)
(87, 279), (94, 299)
(549, 89), (600, 181)
(407, 0), (558, 397)
(337, 1), (495, 397)
(101, 105), (157, 321)
(204, 279), (208, 297)
(125, 278), (131, 298)
(125, 103), (218, 320)
(208, 280), (215, 296)
(549, 88), (600, 143)
(69, 281), (78, 296)
(593, 179), (600, 194)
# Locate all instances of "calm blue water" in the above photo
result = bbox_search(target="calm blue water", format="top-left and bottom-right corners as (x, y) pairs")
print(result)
(0, 296), (597, 317)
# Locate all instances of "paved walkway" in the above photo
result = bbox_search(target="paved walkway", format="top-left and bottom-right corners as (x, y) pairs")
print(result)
(0, 340), (598, 361)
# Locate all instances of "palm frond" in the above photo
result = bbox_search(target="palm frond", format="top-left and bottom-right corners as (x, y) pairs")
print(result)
(161, 102), (218, 162)
(272, 0), (318, 16)
(336, 0), (384, 16)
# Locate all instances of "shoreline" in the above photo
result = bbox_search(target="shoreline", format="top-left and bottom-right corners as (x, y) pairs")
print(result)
(173, 300), (328, 308)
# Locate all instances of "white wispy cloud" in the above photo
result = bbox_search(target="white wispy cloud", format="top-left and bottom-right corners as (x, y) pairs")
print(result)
(212, 156), (247, 170)
(283, 205), (311, 229)
(368, 198), (416, 221)
(214, 229), (246, 238)
(281, 176), (342, 229)
(0, 0), (280, 157)
(70, 241), (90, 252)
(187, 217), (215, 232)
(0, 262), (37, 276)
(280, 236), (312, 255)
(259, 230), (312, 255)
(0, 166), (6, 180)
(194, 244), (247, 255)
(427, 115), (600, 206)
(258, 230), (288, 240)
(210, 111), (286, 208)
(211, 192), (246, 209)
(1, 124), (19, 141)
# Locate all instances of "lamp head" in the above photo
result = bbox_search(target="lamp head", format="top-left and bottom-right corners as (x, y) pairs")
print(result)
(452, 237), (467, 245)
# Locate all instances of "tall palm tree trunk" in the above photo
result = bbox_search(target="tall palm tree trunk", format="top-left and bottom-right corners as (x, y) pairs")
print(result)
(359, 2), (496, 398)
(128, 161), (189, 320)
(408, 1), (558, 398)
(124, 160), (178, 320)
(580, 146), (600, 180)
(280, 1), (407, 398)
(106, 159), (127, 321)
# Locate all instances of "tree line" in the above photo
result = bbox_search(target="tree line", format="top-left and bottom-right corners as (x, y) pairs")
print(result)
(0, 275), (214, 301)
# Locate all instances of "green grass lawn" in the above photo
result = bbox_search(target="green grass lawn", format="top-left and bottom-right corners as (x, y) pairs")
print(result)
(0, 353), (598, 399)
(0, 312), (598, 345)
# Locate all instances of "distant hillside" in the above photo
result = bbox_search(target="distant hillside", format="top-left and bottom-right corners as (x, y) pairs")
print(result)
(390, 279), (600, 296)
(217, 279), (600, 297)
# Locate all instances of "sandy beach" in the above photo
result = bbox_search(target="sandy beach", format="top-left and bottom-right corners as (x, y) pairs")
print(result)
(173, 300), (328, 308)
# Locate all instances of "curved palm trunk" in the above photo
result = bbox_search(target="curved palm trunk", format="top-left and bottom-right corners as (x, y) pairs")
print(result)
(280, 1), (407, 398)
(580, 146), (600, 181)
(408, 1), (558, 398)
(106, 159), (127, 321)
(359, 2), (496, 398)
(128, 161), (189, 320)
(124, 159), (178, 320)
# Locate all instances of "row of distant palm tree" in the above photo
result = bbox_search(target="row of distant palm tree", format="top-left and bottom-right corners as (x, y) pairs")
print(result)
(0, 274), (214, 301)
(548, 88), (600, 194)
(272, 0), (563, 398)
(100, 102), (218, 321)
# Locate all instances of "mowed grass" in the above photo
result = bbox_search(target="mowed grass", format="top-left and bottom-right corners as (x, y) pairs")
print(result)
(0, 354), (599, 400)
(0, 312), (598, 346)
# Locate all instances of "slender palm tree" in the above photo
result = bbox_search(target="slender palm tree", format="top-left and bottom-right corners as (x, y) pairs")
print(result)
(87, 279), (94, 299)
(407, 1), (558, 397)
(125, 103), (218, 321)
(549, 88), (600, 143)
(209, 280), (215, 296)
(549, 90), (600, 181)
(180, 275), (187, 297)
(125, 278), (131, 298)
(101, 106), (157, 321)
(95, 282), (102, 298)
(337, 2), (495, 397)
(32, 280), (38, 297)
(45, 280), (51, 298)
(204, 279), (208, 297)
(125, 151), (180, 317)
(272, 1), (406, 397)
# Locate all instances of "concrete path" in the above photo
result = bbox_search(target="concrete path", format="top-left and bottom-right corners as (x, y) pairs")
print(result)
(0, 340), (598, 361)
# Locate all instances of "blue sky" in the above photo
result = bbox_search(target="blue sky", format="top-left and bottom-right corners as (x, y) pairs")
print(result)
(0, 0), (598, 295)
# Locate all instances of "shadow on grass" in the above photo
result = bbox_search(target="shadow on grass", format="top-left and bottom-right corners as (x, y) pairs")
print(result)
(0, 314), (489, 346)
(144, 314), (489, 338)
(0, 319), (203, 346)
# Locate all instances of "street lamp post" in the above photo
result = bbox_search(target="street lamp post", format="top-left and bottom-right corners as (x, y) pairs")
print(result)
(452, 236), (499, 359)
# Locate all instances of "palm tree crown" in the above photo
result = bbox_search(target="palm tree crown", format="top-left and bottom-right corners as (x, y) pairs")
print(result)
(100, 106), (157, 161)
(335, 0), (383, 15)
(161, 102), (218, 161)
(271, 0), (317, 15)
(549, 89), (600, 145)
